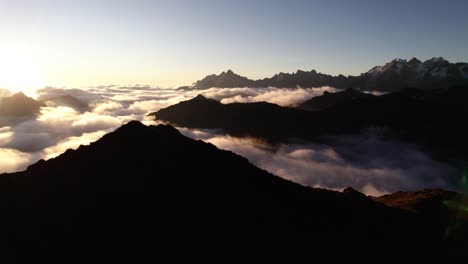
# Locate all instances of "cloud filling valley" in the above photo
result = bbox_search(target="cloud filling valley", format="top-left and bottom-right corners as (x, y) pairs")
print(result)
(0, 85), (462, 196)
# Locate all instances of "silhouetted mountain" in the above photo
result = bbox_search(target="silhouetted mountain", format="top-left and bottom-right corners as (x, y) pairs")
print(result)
(298, 88), (375, 111)
(0, 121), (466, 262)
(40, 95), (89, 112)
(350, 57), (468, 92)
(0, 92), (45, 127)
(183, 69), (348, 90)
(151, 86), (468, 160)
(151, 95), (308, 138)
(0, 92), (44, 116)
(257, 69), (349, 89)
(182, 69), (257, 90)
(180, 57), (468, 91)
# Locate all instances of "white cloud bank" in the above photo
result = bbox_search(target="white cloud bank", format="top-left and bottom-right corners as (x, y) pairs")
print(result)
(179, 127), (461, 196)
(0, 85), (461, 196)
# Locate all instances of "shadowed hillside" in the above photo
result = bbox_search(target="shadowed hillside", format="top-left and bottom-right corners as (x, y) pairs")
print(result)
(1, 121), (466, 262)
(151, 86), (468, 162)
(298, 88), (375, 111)
(0, 92), (44, 116)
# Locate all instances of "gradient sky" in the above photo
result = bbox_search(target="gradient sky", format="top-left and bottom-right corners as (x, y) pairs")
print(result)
(0, 0), (467, 90)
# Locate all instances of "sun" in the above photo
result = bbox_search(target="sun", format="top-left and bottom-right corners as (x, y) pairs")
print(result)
(0, 50), (45, 97)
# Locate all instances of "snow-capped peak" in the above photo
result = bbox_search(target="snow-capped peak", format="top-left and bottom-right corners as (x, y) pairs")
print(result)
(424, 57), (448, 64)
(392, 58), (407, 63)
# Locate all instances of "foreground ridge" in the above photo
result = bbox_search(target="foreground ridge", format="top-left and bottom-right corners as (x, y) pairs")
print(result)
(0, 121), (466, 262)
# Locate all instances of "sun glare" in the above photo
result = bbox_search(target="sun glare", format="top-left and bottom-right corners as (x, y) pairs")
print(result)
(0, 50), (45, 97)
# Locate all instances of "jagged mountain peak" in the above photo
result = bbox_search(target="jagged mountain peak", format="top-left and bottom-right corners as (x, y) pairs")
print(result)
(391, 58), (407, 63)
(183, 57), (468, 91)
(408, 57), (422, 64)
(218, 69), (242, 77)
(0, 91), (45, 117)
(425, 57), (448, 64)
(190, 69), (256, 89)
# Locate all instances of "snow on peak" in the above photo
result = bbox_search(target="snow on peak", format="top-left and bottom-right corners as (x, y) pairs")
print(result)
(425, 57), (448, 64)
(392, 58), (407, 63)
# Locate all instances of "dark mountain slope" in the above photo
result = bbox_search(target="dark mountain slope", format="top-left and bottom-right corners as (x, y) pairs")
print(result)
(254, 69), (348, 89)
(0, 92), (44, 116)
(151, 95), (312, 139)
(0, 92), (45, 127)
(0, 121), (464, 262)
(151, 86), (468, 160)
(373, 189), (468, 243)
(298, 88), (375, 111)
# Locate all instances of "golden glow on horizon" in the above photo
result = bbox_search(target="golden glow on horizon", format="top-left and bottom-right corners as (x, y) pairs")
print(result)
(0, 49), (45, 96)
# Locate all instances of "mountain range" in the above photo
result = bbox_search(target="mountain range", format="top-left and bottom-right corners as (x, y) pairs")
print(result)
(1, 121), (466, 262)
(298, 88), (375, 111)
(151, 85), (468, 162)
(179, 57), (468, 92)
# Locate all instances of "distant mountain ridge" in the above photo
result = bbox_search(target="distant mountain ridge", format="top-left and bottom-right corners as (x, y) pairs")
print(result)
(298, 88), (375, 111)
(0, 92), (44, 117)
(151, 85), (468, 161)
(180, 57), (468, 92)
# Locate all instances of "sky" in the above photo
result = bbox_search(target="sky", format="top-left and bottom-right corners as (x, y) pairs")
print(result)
(0, 0), (467, 90)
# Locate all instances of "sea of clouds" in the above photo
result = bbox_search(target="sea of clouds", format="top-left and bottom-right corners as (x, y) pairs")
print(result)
(0, 85), (462, 195)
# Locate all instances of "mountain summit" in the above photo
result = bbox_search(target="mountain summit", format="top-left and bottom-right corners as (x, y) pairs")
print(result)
(0, 92), (44, 116)
(1, 121), (466, 261)
(185, 69), (256, 89)
(358, 57), (467, 91)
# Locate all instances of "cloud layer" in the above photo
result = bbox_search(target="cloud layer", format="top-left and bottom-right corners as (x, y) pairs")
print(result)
(180, 127), (462, 196)
(1, 85), (335, 173)
(1, 85), (462, 196)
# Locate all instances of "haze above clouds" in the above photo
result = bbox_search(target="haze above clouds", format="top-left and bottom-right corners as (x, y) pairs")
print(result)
(0, 85), (461, 195)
